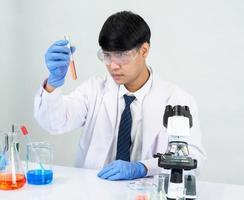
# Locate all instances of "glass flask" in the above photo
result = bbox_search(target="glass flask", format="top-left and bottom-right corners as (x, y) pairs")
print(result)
(26, 142), (53, 185)
(0, 132), (26, 190)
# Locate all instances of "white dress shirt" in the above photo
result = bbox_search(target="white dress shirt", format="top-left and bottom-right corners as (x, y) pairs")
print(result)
(106, 69), (153, 164)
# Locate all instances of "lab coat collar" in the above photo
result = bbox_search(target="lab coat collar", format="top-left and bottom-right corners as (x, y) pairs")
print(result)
(118, 68), (152, 103)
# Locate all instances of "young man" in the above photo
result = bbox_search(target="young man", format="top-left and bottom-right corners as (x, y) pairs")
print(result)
(34, 11), (206, 180)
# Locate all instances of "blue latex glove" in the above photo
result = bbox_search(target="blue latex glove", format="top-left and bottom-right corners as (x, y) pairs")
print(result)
(97, 160), (147, 181)
(45, 40), (75, 88)
(0, 153), (7, 170)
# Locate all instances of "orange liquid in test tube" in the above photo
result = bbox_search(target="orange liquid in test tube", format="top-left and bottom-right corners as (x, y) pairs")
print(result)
(64, 35), (77, 80)
(69, 60), (77, 80)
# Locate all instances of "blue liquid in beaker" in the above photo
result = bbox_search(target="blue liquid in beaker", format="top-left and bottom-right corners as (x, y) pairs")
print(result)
(27, 169), (53, 185)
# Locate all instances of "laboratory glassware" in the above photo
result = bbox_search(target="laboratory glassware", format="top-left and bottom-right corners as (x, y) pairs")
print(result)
(0, 131), (26, 190)
(64, 35), (77, 80)
(26, 142), (53, 185)
(127, 179), (157, 200)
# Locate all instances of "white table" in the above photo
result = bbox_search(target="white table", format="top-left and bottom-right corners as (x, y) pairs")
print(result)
(0, 165), (243, 200)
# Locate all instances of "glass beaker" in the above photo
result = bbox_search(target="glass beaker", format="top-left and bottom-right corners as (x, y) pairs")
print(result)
(26, 142), (53, 185)
(127, 179), (156, 200)
(0, 132), (26, 190)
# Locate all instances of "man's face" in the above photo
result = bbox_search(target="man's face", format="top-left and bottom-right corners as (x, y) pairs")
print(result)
(101, 43), (150, 85)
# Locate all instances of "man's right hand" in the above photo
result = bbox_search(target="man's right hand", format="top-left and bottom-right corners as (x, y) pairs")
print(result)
(45, 40), (75, 89)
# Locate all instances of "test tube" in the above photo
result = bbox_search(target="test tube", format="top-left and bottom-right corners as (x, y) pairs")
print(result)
(64, 35), (77, 80)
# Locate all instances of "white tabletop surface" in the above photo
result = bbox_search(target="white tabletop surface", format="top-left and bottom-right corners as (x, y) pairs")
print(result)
(0, 165), (243, 200)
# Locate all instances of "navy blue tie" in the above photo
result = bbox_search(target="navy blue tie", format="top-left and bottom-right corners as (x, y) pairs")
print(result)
(116, 94), (136, 161)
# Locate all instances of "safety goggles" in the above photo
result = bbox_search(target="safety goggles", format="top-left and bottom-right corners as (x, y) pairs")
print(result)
(97, 47), (139, 66)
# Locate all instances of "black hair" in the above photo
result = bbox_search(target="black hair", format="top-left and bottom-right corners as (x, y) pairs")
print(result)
(98, 11), (151, 51)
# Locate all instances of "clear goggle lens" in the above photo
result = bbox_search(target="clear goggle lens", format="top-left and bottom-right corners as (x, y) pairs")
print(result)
(97, 48), (139, 65)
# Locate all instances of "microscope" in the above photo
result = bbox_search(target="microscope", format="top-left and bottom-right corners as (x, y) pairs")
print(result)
(154, 105), (197, 200)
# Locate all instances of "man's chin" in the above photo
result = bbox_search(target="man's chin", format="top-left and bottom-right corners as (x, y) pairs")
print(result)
(112, 76), (126, 84)
(114, 80), (125, 85)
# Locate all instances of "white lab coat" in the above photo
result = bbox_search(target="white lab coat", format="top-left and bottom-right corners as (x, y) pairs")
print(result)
(34, 68), (206, 176)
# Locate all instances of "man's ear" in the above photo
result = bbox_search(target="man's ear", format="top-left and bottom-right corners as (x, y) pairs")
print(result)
(140, 42), (150, 58)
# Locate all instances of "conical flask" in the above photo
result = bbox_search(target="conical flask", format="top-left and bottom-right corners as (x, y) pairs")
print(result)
(0, 131), (26, 190)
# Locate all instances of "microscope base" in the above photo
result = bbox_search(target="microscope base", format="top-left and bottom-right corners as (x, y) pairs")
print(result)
(164, 174), (197, 200)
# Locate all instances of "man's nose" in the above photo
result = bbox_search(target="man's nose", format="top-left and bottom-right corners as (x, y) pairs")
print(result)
(109, 61), (120, 70)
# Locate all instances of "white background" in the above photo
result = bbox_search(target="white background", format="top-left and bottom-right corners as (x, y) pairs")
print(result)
(0, 0), (243, 185)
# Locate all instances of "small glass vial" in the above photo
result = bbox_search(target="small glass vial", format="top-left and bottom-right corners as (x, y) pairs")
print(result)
(26, 142), (53, 185)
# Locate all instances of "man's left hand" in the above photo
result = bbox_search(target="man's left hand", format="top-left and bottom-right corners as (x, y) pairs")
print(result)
(97, 160), (147, 181)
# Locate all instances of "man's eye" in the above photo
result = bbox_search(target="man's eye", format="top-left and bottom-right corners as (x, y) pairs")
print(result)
(116, 52), (126, 57)
(104, 53), (111, 58)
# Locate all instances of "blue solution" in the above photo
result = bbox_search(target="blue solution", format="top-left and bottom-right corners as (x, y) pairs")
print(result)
(27, 169), (53, 185)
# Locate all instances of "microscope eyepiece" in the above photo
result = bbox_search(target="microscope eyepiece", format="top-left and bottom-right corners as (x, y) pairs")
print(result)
(163, 105), (193, 128)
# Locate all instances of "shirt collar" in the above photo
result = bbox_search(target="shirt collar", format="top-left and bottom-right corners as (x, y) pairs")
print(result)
(119, 67), (152, 103)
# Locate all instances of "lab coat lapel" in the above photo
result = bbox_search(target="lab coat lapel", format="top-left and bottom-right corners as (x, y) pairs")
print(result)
(84, 75), (119, 169)
(103, 75), (119, 131)
(141, 75), (169, 158)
